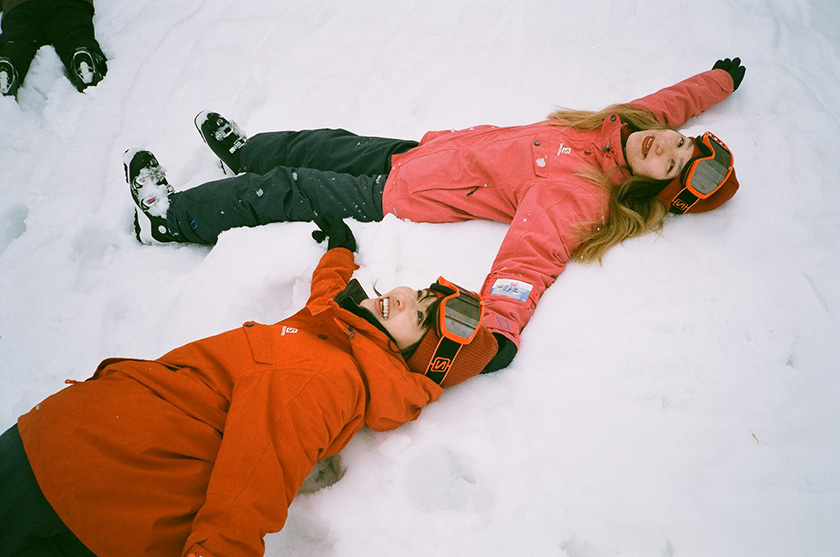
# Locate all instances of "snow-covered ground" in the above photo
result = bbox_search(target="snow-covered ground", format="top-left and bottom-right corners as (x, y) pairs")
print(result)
(2, 1), (839, 555)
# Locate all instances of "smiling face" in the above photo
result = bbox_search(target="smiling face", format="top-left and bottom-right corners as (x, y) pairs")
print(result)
(359, 287), (438, 350)
(625, 129), (695, 181)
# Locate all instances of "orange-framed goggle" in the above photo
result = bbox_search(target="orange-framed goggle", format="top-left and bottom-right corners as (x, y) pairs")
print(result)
(681, 131), (734, 199)
(430, 277), (485, 344)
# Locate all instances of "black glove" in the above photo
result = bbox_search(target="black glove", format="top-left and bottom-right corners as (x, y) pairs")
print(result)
(312, 213), (357, 252)
(712, 57), (745, 91)
(481, 333), (517, 373)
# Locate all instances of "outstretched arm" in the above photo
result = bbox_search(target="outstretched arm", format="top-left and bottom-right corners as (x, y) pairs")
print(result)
(307, 214), (360, 306)
(183, 358), (366, 557)
(627, 58), (746, 128)
(478, 182), (602, 351)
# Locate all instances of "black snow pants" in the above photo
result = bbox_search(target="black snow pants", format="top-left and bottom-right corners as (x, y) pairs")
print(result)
(0, 424), (95, 556)
(167, 128), (418, 244)
(0, 0), (105, 94)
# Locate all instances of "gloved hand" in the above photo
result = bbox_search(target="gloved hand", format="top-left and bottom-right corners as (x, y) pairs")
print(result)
(481, 333), (517, 373)
(312, 213), (357, 252)
(712, 57), (746, 91)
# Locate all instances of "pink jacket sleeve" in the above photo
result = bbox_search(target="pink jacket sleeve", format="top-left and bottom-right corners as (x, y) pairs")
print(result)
(626, 68), (735, 128)
(479, 181), (603, 346)
(479, 68), (736, 347)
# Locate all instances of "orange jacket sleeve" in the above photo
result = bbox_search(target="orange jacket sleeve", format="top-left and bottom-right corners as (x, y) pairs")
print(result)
(307, 248), (358, 308)
(182, 355), (367, 557)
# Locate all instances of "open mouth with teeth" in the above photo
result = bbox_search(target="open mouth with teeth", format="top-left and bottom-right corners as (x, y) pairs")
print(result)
(378, 297), (391, 320)
(642, 135), (654, 158)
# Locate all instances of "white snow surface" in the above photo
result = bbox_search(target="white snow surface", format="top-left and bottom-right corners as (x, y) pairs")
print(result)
(1, 1), (839, 555)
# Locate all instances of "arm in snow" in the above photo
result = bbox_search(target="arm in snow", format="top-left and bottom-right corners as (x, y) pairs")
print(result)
(479, 182), (603, 348)
(626, 68), (735, 129)
(307, 247), (358, 307)
(182, 356), (366, 557)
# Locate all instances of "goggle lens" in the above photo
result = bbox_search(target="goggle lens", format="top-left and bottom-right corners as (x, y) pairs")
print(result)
(682, 132), (733, 199)
(432, 277), (485, 344)
(442, 294), (483, 339)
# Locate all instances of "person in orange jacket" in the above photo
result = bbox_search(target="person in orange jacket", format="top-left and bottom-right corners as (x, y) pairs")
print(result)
(124, 58), (746, 374)
(0, 215), (499, 557)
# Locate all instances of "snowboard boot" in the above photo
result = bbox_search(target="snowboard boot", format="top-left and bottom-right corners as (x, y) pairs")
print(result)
(69, 47), (107, 92)
(123, 149), (176, 245)
(194, 111), (247, 174)
(0, 59), (19, 96)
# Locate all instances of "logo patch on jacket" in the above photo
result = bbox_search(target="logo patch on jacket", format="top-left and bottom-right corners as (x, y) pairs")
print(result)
(489, 278), (533, 302)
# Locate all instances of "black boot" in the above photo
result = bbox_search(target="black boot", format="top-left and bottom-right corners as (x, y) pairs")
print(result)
(123, 149), (176, 245)
(194, 111), (248, 174)
(68, 46), (107, 91)
(0, 59), (19, 96)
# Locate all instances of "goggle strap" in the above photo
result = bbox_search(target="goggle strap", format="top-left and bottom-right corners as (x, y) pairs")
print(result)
(424, 337), (464, 385)
(430, 282), (456, 297)
(670, 188), (699, 214)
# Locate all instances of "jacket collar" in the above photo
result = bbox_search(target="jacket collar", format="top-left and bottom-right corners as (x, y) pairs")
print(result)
(600, 114), (633, 186)
(332, 278), (399, 344)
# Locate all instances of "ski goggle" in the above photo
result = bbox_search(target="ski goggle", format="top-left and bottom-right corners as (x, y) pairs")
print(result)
(423, 277), (485, 383)
(659, 131), (735, 214)
(430, 277), (485, 343)
(680, 132), (734, 199)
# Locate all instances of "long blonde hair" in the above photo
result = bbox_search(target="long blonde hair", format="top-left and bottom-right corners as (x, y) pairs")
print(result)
(547, 104), (672, 263)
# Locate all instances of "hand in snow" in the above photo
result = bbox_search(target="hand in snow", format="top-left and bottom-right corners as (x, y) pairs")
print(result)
(482, 333), (517, 372)
(312, 213), (357, 252)
(713, 57), (746, 91)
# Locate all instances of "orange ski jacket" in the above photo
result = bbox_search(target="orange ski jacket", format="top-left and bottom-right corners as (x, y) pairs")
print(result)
(18, 248), (442, 557)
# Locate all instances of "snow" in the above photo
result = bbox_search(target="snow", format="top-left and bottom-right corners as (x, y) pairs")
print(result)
(1, 0), (839, 555)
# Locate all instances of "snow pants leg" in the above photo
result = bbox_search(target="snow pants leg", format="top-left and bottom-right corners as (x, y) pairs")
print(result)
(0, 1), (46, 94)
(42, 0), (107, 90)
(166, 129), (418, 244)
(0, 424), (95, 557)
(240, 128), (419, 176)
(0, 0), (105, 93)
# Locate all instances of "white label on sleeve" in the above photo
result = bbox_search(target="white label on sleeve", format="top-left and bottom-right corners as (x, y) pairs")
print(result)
(489, 278), (533, 302)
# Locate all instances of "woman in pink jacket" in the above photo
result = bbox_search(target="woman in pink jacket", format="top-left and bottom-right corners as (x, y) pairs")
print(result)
(125, 58), (745, 372)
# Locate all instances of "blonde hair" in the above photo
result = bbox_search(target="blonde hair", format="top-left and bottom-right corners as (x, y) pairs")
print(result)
(546, 104), (673, 263)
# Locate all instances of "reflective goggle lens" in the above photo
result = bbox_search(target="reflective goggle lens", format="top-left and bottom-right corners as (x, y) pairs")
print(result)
(432, 277), (485, 344)
(682, 132), (733, 199)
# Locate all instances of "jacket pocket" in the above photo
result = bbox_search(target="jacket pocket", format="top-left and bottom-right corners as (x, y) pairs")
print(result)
(242, 321), (274, 364)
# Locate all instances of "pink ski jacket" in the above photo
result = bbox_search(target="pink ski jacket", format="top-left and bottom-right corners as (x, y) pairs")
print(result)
(381, 69), (735, 347)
